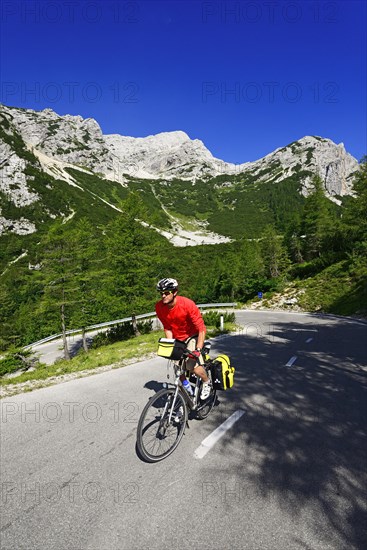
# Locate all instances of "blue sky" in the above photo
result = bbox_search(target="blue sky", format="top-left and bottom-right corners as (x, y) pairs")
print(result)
(1, 0), (366, 163)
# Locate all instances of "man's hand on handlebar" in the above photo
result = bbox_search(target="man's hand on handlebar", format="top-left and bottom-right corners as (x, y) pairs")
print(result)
(187, 349), (201, 362)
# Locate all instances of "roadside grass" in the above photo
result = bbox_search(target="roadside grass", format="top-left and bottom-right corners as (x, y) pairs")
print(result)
(0, 331), (163, 387)
(206, 323), (237, 336)
(0, 323), (234, 388)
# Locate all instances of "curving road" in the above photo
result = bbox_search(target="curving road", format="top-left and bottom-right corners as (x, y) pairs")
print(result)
(1, 311), (366, 549)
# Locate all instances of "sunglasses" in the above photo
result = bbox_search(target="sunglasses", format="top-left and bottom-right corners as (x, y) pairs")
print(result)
(161, 290), (173, 296)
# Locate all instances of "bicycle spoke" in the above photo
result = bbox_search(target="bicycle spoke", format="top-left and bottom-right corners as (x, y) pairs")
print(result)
(137, 389), (187, 462)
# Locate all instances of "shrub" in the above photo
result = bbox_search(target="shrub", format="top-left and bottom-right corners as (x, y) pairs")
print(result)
(91, 320), (153, 348)
(0, 349), (34, 376)
(203, 311), (235, 328)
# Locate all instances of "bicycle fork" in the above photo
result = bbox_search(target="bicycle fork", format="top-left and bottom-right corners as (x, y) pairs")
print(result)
(167, 386), (180, 424)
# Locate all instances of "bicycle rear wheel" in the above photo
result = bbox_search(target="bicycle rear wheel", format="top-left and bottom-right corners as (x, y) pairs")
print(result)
(196, 368), (216, 420)
(196, 387), (216, 419)
(137, 388), (187, 462)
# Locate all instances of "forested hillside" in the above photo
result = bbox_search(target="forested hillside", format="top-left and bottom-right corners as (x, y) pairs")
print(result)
(0, 160), (366, 352)
(0, 104), (365, 353)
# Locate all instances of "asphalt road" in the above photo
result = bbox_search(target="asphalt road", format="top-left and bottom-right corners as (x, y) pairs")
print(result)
(29, 328), (105, 366)
(1, 311), (366, 549)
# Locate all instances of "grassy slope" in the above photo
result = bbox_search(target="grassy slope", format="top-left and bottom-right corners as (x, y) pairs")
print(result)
(246, 256), (367, 318)
(0, 331), (162, 388)
(150, 171), (307, 238)
(297, 258), (367, 316)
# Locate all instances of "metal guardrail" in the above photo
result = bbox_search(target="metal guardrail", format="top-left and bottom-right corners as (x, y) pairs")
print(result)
(24, 302), (237, 350)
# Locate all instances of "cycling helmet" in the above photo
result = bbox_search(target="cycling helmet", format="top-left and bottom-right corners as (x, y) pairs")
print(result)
(156, 278), (178, 292)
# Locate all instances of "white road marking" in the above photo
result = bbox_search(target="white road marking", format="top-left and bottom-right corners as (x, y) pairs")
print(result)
(194, 409), (246, 459)
(286, 355), (297, 367)
(166, 480), (180, 488)
(305, 338), (313, 343)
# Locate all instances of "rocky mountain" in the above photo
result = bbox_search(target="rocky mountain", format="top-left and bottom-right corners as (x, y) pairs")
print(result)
(0, 104), (359, 242)
(0, 104), (237, 183)
(243, 136), (358, 200)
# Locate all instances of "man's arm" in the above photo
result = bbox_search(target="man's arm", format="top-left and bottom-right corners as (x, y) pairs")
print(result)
(156, 302), (172, 338)
(186, 300), (206, 350)
(196, 329), (206, 351)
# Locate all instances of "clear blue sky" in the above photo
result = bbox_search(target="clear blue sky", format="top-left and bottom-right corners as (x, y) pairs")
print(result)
(1, 0), (366, 163)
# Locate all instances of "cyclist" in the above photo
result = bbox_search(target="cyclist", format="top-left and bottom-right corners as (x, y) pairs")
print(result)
(155, 278), (212, 400)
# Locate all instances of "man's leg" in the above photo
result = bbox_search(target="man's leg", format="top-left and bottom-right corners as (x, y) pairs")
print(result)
(193, 364), (209, 383)
(186, 337), (209, 383)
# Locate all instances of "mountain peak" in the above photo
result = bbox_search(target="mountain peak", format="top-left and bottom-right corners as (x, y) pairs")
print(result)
(0, 103), (361, 247)
(0, 103), (359, 198)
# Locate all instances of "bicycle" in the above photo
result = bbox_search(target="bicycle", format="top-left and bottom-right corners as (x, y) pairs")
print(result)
(136, 342), (217, 462)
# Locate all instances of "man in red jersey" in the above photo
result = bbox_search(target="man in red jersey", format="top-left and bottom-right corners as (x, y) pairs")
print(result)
(155, 278), (212, 400)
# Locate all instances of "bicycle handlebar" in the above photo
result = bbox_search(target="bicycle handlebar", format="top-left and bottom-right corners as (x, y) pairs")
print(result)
(181, 348), (208, 362)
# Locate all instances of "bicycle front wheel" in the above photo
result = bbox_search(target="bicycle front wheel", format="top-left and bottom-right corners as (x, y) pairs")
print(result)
(136, 388), (188, 462)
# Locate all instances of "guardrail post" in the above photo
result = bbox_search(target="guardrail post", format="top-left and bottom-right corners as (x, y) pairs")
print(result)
(131, 313), (141, 337)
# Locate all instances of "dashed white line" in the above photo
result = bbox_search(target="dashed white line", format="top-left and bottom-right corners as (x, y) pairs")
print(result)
(194, 409), (246, 459)
(285, 355), (297, 367)
(305, 338), (313, 343)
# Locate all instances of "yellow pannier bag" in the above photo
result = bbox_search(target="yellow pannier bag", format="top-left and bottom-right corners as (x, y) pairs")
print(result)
(211, 354), (235, 390)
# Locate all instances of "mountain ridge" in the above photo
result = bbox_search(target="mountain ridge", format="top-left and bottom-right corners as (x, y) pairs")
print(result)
(1, 103), (358, 185)
(0, 103), (359, 243)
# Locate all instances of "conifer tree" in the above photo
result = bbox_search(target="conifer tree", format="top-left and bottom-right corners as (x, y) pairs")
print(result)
(260, 225), (290, 279)
(236, 239), (265, 298)
(284, 216), (304, 264)
(301, 174), (333, 260)
(68, 218), (103, 352)
(0, 283), (16, 350)
(39, 222), (75, 360)
(105, 193), (160, 316)
(342, 157), (367, 250)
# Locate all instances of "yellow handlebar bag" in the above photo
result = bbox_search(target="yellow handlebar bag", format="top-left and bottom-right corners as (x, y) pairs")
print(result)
(157, 338), (187, 361)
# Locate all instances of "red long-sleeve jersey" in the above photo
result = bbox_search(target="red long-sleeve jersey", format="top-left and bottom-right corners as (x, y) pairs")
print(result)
(155, 295), (205, 341)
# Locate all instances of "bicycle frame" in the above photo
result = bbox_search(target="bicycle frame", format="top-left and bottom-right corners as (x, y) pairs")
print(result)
(167, 359), (211, 415)
(136, 342), (215, 462)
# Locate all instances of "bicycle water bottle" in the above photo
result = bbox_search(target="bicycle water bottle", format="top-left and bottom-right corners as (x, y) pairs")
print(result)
(182, 378), (193, 395)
